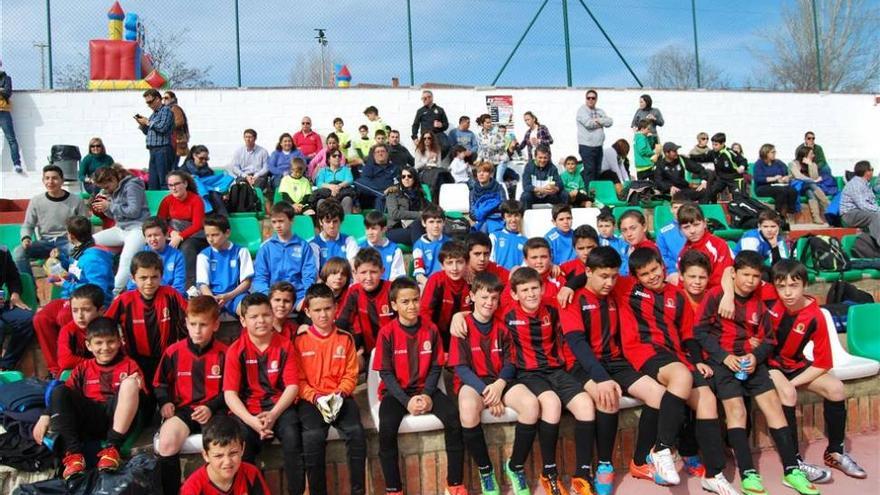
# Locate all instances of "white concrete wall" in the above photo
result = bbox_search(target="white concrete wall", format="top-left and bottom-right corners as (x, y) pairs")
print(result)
(1, 87), (878, 199)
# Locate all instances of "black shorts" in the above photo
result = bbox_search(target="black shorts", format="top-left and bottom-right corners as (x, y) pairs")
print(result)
(517, 368), (585, 405)
(711, 363), (775, 400)
(171, 406), (204, 434)
(640, 352), (709, 389)
(459, 376), (515, 396)
(774, 366), (810, 382)
(569, 359), (643, 393)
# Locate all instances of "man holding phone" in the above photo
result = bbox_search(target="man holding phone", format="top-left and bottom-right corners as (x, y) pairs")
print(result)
(135, 89), (175, 190)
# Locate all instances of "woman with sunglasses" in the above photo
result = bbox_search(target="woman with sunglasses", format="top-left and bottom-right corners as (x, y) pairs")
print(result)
(181, 145), (229, 217)
(158, 170), (207, 289)
(314, 149), (355, 213)
(307, 132), (347, 180)
(79, 138), (114, 194)
(386, 166), (428, 246)
(689, 132), (711, 158)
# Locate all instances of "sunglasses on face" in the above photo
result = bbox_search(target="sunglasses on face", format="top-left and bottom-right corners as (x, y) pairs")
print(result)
(302, 122), (311, 125)
(90, 144), (103, 148)
(586, 96), (597, 100)
(331, 153), (342, 158)
(401, 174), (413, 179)
(806, 136), (815, 141)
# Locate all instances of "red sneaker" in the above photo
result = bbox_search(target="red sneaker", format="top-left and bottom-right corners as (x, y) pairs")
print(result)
(62, 452), (85, 479)
(96, 445), (122, 472)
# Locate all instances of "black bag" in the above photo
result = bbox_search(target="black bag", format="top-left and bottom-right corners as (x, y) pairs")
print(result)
(622, 180), (658, 206)
(443, 216), (471, 240)
(419, 168), (454, 206)
(225, 182), (260, 213)
(705, 218), (725, 233)
(852, 232), (880, 258)
(14, 453), (162, 495)
(798, 234), (850, 272)
(823, 281), (874, 333)
(0, 421), (54, 471)
(727, 192), (772, 229)
(0, 378), (48, 413)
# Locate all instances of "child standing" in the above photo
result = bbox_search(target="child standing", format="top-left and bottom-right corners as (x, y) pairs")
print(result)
(488, 199), (527, 271)
(332, 117), (354, 162)
(361, 210), (405, 281)
(354, 125), (373, 162)
(413, 205), (450, 284)
(449, 145), (470, 184)
(196, 214), (254, 317)
(546, 204), (576, 265)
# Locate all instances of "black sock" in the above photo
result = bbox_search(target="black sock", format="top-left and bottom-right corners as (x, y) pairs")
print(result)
(823, 399), (846, 455)
(462, 425), (492, 473)
(695, 419), (726, 478)
(782, 405), (801, 457)
(595, 411), (618, 464)
(510, 422), (537, 471)
(634, 406), (659, 466)
(679, 410), (698, 457)
(538, 420), (559, 476)
(727, 427), (755, 478)
(656, 392), (686, 450)
(574, 420), (596, 479)
(106, 429), (126, 448)
(769, 426), (799, 475)
(159, 454), (182, 495)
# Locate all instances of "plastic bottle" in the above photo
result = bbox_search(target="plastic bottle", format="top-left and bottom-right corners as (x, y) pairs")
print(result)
(735, 357), (751, 381)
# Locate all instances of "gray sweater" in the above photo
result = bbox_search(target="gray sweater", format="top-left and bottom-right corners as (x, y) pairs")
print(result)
(105, 175), (150, 230)
(21, 191), (89, 241)
(576, 105), (613, 147)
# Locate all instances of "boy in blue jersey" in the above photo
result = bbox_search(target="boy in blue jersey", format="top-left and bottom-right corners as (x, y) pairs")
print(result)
(734, 209), (788, 264)
(546, 204), (575, 265)
(252, 202), (318, 311)
(361, 210), (405, 281)
(126, 217), (186, 295)
(52, 216), (115, 302)
(657, 193), (688, 285)
(196, 215), (254, 317)
(489, 199), (528, 271)
(596, 211), (627, 261)
(413, 204), (449, 285)
(309, 199), (359, 270)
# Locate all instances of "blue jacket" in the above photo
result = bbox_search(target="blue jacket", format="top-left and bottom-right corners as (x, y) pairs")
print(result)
(753, 159), (789, 187)
(358, 159), (399, 192)
(656, 222), (686, 274)
(490, 229), (527, 271)
(309, 233), (359, 270)
(734, 229), (789, 261)
(546, 227), (575, 265)
(469, 179), (505, 222)
(196, 243), (254, 295)
(126, 244), (186, 295)
(360, 238), (405, 281)
(62, 246), (115, 302)
(599, 235), (629, 274)
(522, 161), (564, 194)
(267, 149), (306, 177)
(413, 234), (448, 277)
(252, 234), (317, 306)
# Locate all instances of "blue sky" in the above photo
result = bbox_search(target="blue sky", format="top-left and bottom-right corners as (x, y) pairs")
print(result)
(1, 0), (795, 89)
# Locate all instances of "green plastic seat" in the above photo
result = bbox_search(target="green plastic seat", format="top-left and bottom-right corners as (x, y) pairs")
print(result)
(612, 206), (644, 224)
(228, 216), (263, 258)
(341, 214), (366, 243)
(841, 234), (880, 279)
(0, 224), (22, 251)
(653, 205), (674, 232)
(16, 272), (39, 310)
(58, 369), (72, 382)
(701, 204), (744, 241)
(293, 215), (316, 241)
(846, 303), (880, 361)
(793, 237), (863, 282)
(422, 183), (433, 203)
(590, 181), (625, 207)
(230, 188), (266, 220)
(144, 190), (170, 216)
(0, 370), (24, 384)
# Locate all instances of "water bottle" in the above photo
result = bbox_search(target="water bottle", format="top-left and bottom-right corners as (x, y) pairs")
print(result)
(42, 431), (58, 452)
(735, 357), (751, 381)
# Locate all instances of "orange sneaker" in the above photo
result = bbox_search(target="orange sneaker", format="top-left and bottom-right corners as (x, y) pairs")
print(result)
(540, 473), (571, 495)
(62, 452), (85, 479)
(571, 476), (596, 495)
(445, 484), (468, 495)
(629, 458), (665, 484)
(96, 445), (122, 472)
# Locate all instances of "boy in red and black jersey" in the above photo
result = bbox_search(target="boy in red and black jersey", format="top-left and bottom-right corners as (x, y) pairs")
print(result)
(420, 240), (471, 349)
(180, 416), (270, 495)
(500, 237), (566, 311)
(560, 225), (600, 281)
(104, 251), (187, 383)
(372, 277), (466, 495)
(154, 296), (228, 495)
(57, 284), (104, 371)
(269, 281), (297, 340)
(677, 203), (733, 289)
(37, 317), (145, 480)
(336, 247), (394, 358)
(465, 232), (510, 282)
(223, 293), (302, 495)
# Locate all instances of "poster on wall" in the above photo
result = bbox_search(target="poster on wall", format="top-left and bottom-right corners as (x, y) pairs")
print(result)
(486, 95), (514, 131)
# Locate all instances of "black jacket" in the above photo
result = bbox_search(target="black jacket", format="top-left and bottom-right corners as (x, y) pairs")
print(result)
(654, 156), (710, 193)
(0, 249), (23, 296)
(388, 144), (415, 168)
(694, 148), (746, 181)
(411, 104), (449, 140)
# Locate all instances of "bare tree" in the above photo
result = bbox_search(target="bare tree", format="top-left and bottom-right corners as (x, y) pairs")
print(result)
(752, 0), (880, 92)
(54, 23), (213, 89)
(646, 45), (728, 89)
(288, 47), (343, 87)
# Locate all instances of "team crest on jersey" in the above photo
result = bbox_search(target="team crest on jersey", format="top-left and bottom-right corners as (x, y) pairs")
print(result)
(422, 341), (432, 352)
(793, 323), (806, 335)
(119, 372), (128, 381)
(335, 345), (346, 357)
(381, 304), (391, 316)
(229, 259), (237, 268)
(665, 298), (676, 309)
(211, 365), (221, 376)
(426, 251), (433, 260)
(167, 262), (175, 270)
(749, 312), (759, 325)
(270, 360), (279, 371)
(386, 254), (393, 263)
(498, 238), (506, 248)
(541, 315), (550, 326)
(464, 294), (472, 305)
(292, 246), (303, 258)
(210, 259), (218, 272)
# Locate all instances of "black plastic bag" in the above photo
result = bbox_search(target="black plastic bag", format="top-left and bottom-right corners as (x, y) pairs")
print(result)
(14, 454), (162, 495)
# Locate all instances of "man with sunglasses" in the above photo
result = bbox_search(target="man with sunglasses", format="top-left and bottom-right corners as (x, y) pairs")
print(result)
(411, 90), (449, 152)
(795, 131), (829, 174)
(135, 89), (175, 190)
(294, 117), (323, 162)
(576, 89), (613, 188)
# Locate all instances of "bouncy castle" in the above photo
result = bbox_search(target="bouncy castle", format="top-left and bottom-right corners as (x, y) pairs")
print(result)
(88, 1), (168, 90)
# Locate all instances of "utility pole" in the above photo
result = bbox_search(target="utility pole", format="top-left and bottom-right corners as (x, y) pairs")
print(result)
(33, 42), (49, 89)
(315, 29), (328, 87)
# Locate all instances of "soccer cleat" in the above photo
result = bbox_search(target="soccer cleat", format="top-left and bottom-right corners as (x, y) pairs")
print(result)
(741, 470), (768, 495)
(798, 460), (832, 484)
(13, 164), (23, 174)
(824, 451), (867, 479)
(683, 455), (707, 478)
(62, 452), (85, 479)
(477, 469), (500, 495)
(629, 458), (666, 485)
(504, 461), (531, 495)
(594, 462), (614, 495)
(701, 472), (740, 495)
(782, 469), (820, 495)
(445, 484), (469, 495)
(96, 445), (122, 472)
(385, 492), (403, 495)
(571, 476), (595, 495)
(540, 473), (570, 495)
(650, 448), (680, 485)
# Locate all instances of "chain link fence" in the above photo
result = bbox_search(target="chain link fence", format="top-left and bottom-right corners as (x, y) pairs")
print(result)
(1, 0), (877, 92)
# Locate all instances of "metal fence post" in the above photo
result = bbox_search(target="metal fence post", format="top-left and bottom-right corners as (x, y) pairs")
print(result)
(575, 0), (643, 88)
(562, 0), (572, 87)
(811, 0), (823, 91)
(235, 0), (242, 87)
(46, 0), (53, 89)
(691, 0), (701, 88)
(492, 0), (550, 86)
(407, 0), (414, 86)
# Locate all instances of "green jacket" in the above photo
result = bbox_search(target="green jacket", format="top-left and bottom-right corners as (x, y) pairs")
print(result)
(633, 133), (656, 172)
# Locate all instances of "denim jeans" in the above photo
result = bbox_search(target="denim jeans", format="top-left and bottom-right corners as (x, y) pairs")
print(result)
(0, 305), (34, 369)
(13, 237), (69, 277)
(147, 144), (176, 190)
(0, 111), (21, 167)
(578, 144), (603, 187)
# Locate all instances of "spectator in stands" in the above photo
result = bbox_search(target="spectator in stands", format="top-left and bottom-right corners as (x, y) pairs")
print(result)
(576, 89), (613, 187)
(520, 144), (566, 209)
(267, 133), (304, 193)
(560, 155), (590, 207)
(386, 165), (428, 245)
(181, 145), (212, 178)
(0, 247), (35, 370)
(414, 131), (442, 170)
(136, 88), (175, 190)
(795, 131), (828, 172)
(277, 158), (313, 215)
(840, 160), (880, 245)
(293, 116), (322, 162)
(753, 144), (799, 219)
(56, 215), (115, 302)
(689, 132), (710, 158)
(731, 142), (746, 162)
(308, 132), (346, 180)
(789, 146), (830, 224)
(447, 116), (478, 161)
(91, 164), (149, 294)
(353, 125), (373, 163)
(252, 202), (317, 310)
(449, 145), (470, 184)
(516, 111), (553, 162)
(695, 132), (748, 202)
(633, 119), (660, 180)
(331, 117), (354, 160)
(163, 91), (189, 166)
(14, 164), (89, 277)
(228, 129), (270, 192)
(158, 170), (207, 289)
(630, 94), (664, 138)
(468, 161), (505, 232)
(734, 209), (789, 264)
(0, 61), (22, 173)
(181, 145), (228, 216)
(387, 130), (415, 168)
(364, 105), (389, 142)
(314, 149), (355, 213)
(354, 144), (398, 211)
(79, 138), (114, 194)
(411, 90), (449, 148)
(475, 114), (509, 183)
(599, 139), (632, 193)
(654, 142), (711, 202)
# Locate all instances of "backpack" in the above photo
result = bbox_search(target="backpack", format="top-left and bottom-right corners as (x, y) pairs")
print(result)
(0, 378), (48, 413)
(852, 232), (880, 259)
(0, 421), (54, 471)
(798, 234), (850, 272)
(727, 192), (772, 229)
(443, 216), (472, 240)
(225, 182), (260, 213)
(823, 281), (874, 333)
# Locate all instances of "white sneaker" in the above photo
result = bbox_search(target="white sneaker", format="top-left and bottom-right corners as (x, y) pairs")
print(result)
(651, 448), (680, 485)
(701, 472), (739, 495)
(799, 459), (832, 484)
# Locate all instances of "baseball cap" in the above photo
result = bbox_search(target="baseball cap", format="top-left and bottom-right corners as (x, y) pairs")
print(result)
(662, 142), (680, 153)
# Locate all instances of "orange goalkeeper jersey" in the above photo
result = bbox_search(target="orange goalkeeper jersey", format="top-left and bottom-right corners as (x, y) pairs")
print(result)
(293, 325), (359, 403)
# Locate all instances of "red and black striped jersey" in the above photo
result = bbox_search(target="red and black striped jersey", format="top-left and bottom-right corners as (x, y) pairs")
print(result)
(447, 314), (512, 392)
(694, 285), (776, 365)
(372, 318), (443, 399)
(501, 271), (566, 311)
(104, 286), (187, 361)
(681, 233), (733, 288)
(180, 462), (270, 495)
(561, 258), (586, 281)
(617, 276), (695, 372)
(502, 304), (565, 371)
(223, 332), (299, 415)
(335, 281), (394, 353)
(57, 321), (91, 371)
(65, 355), (146, 403)
(560, 287), (622, 366)
(482, 262), (510, 282)
(153, 338), (227, 411)
(767, 297), (833, 373)
(420, 271), (471, 349)
(274, 320), (297, 341)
